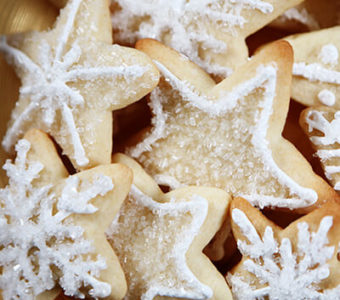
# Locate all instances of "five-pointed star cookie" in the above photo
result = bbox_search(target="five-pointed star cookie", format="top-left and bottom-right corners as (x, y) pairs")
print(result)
(107, 153), (232, 300)
(285, 26), (340, 109)
(0, 129), (132, 300)
(111, 0), (303, 77)
(0, 0), (159, 170)
(127, 38), (339, 213)
(300, 106), (340, 193)
(227, 197), (340, 299)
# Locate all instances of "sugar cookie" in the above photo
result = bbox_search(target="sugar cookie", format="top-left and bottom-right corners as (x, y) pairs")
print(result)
(228, 197), (340, 299)
(285, 26), (340, 109)
(111, 0), (303, 77)
(128, 38), (339, 212)
(0, 0), (159, 170)
(0, 129), (132, 299)
(108, 153), (232, 300)
(300, 106), (340, 193)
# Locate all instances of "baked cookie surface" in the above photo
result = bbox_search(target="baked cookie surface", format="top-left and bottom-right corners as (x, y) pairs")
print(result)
(0, 0), (159, 170)
(0, 129), (133, 299)
(128, 39), (338, 212)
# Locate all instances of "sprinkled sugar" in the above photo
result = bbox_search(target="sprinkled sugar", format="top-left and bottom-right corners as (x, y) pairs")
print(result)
(129, 61), (317, 209)
(0, 0), (148, 169)
(318, 89), (336, 106)
(319, 44), (339, 66)
(107, 185), (212, 300)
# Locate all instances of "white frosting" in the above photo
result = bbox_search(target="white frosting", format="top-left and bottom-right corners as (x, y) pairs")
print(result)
(107, 184), (212, 300)
(0, 139), (113, 299)
(293, 62), (340, 85)
(228, 208), (338, 300)
(306, 109), (340, 191)
(319, 44), (339, 66)
(0, 0), (147, 169)
(281, 7), (319, 30)
(111, 0), (273, 76)
(318, 89), (336, 106)
(130, 61), (317, 209)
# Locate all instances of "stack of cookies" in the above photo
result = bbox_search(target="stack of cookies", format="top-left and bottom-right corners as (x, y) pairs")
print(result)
(0, 0), (339, 299)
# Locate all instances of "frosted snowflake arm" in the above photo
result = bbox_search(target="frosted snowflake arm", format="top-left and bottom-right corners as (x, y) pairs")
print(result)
(307, 111), (340, 145)
(64, 65), (148, 82)
(3, 139), (43, 187)
(232, 208), (278, 259)
(0, 36), (44, 80)
(57, 174), (113, 214)
(61, 103), (89, 167)
(297, 216), (334, 273)
(54, 0), (82, 62)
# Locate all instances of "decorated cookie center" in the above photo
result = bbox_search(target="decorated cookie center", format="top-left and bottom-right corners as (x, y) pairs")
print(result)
(130, 62), (317, 208)
(108, 185), (212, 300)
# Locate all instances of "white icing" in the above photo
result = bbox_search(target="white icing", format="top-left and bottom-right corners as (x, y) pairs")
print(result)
(0, 0), (147, 169)
(111, 0), (273, 76)
(319, 44), (339, 66)
(228, 208), (338, 300)
(281, 7), (319, 30)
(0, 139), (113, 299)
(305, 110), (340, 191)
(129, 61), (317, 209)
(293, 62), (340, 85)
(107, 184), (212, 300)
(318, 89), (336, 106)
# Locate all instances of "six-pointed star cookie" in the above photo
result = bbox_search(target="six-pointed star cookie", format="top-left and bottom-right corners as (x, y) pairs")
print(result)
(0, 0), (159, 170)
(128, 38), (339, 212)
(300, 106), (340, 193)
(111, 0), (302, 77)
(0, 129), (132, 300)
(285, 26), (340, 109)
(227, 197), (340, 300)
(107, 153), (232, 300)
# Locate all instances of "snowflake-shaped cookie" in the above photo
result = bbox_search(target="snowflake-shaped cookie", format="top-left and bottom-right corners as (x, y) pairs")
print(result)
(127, 39), (339, 212)
(300, 106), (340, 192)
(0, 129), (132, 300)
(0, 0), (159, 170)
(111, 0), (302, 77)
(227, 197), (340, 300)
(107, 153), (232, 300)
(285, 26), (340, 109)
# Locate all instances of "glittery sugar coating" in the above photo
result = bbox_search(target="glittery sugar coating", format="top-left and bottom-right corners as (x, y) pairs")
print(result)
(111, 0), (302, 77)
(0, 0), (159, 170)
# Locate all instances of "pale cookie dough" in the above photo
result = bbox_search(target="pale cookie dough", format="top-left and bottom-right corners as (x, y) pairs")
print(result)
(111, 0), (303, 77)
(128, 39), (339, 213)
(285, 26), (340, 109)
(107, 153), (232, 300)
(228, 197), (340, 300)
(0, 0), (159, 170)
(0, 129), (133, 300)
(300, 106), (340, 193)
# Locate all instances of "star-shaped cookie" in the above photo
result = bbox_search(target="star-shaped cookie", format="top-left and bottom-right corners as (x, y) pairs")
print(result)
(300, 106), (340, 193)
(285, 26), (340, 109)
(111, 0), (303, 77)
(0, 129), (132, 300)
(127, 38), (339, 212)
(0, 0), (159, 170)
(228, 197), (340, 299)
(107, 153), (232, 300)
